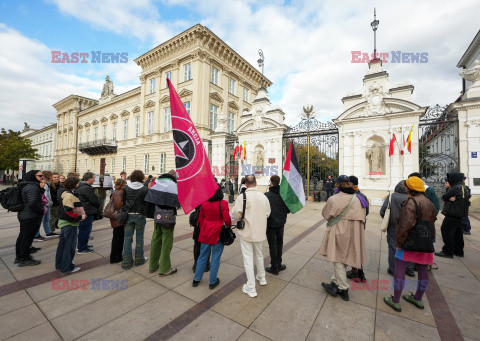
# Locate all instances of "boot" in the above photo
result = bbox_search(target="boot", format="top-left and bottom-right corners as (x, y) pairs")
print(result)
(266, 264), (279, 275)
(358, 268), (367, 283)
(337, 289), (349, 301)
(321, 282), (338, 297)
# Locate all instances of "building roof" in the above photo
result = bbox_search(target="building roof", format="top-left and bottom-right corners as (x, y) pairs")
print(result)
(457, 30), (480, 68)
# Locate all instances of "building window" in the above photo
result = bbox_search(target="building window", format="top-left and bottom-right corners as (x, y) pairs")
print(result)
(159, 153), (166, 174)
(122, 157), (126, 172)
(228, 112), (235, 134)
(165, 71), (171, 88)
(210, 104), (218, 131)
(144, 154), (150, 174)
(135, 117), (141, 137)
(211, 66), (219, 85)
(78, 133), (82, 145)
(149, 78), (155, 94)
(103, 125), (107, 139)
(94, 127), (98, 141)
(70, 132), (74, 147)
(243, 88), (249, 102)
(164, 107), (171, 132)
(112, 122), (117, 141)
(184, 63), (191, 81)
(111, 157), (115, 173)
(229, 78), (236, 95)
(148, 112), (154, 135)
(86, 130), (90, 142)
(183, 101), (191, 115)
(123, 120), (128, 140)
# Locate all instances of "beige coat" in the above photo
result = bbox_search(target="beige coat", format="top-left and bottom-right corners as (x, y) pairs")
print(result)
(319, 191), (367, 269)
(232, 187), (271, 242)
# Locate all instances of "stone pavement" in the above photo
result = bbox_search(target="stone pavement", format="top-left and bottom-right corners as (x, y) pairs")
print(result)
(0, 195), (479, 340)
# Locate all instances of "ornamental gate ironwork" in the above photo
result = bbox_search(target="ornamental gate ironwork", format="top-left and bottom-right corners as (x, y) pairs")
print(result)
(418, 104), (459, 196)
(283, 118), (339, 199)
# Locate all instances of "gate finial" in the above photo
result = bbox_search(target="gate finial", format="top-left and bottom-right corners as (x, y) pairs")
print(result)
(302, 105), (314, 118)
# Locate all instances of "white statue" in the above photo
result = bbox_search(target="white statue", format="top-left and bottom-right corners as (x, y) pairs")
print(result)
(101, 75), (115, 98)
(366, 143), (384, 173)
(256, 148), (264, 168)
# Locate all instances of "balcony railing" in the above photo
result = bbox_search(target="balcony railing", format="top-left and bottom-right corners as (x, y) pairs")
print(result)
(79, 138), (117, 155)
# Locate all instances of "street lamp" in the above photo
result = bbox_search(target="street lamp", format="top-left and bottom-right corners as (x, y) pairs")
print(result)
(370, 8), (379, 60)
(257, 49), (265, 89)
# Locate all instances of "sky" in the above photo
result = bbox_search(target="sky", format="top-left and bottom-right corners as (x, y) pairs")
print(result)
(0, 0), (479, 131)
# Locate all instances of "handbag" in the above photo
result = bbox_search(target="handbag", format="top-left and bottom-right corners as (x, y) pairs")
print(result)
(380, 194), (392, 232)
(116, 189), (142, 225)
(402, 198), (435, 253)
(236, 192), (246, 230)
(154, 205), (176, 228)
(444, 185), (467, 218)
(218, 200), (236, 245)
(326, 194), (357, 227)
(103, 196), (117, 220)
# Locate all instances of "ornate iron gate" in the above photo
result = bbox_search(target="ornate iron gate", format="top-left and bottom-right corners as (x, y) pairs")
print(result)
(283, 117), (339, 199)
(419, 104), (459, 195)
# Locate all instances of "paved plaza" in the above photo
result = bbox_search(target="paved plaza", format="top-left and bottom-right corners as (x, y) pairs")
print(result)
(0, 191), (479, 340)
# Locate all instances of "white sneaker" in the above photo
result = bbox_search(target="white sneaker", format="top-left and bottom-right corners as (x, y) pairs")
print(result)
(242, 284), (257, 298)
(255, 275), (267, 286)
(71, 267), (81, 273)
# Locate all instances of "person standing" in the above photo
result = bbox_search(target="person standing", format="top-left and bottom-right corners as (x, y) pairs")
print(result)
(384, 177), (436, 312)
(15, 170), (45, 267)
(325, 175), (335, 200)
(264, 175), (290, 275)
(145, 170), (181, 276)
(144, 175), (153, 188)
(193, 186), (232, 289)
(49, 172), (61, 232)
(320, 175), (366, 301)
(55, 177), (84, 274)
(121, 170), (148, 270)
(435, 172), (468, 258)
(232, 175), (271, 298)
(75, 172), (101, 254)
(109, 179), (127, 263)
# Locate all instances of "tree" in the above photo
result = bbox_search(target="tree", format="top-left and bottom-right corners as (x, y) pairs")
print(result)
(419, 145), (438, 179)
(0, 129), (39, 171)
(295, 144), (338, 191)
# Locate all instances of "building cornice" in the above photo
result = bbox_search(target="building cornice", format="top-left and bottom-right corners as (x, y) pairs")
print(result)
(457, 30), (480, 68)
(77, 87), (141, 117)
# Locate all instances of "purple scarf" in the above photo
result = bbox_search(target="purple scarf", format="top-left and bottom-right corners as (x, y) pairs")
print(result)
(334, 187), (369, 208)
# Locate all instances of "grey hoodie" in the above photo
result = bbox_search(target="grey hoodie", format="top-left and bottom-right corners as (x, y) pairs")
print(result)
(380, 180), (408, 232)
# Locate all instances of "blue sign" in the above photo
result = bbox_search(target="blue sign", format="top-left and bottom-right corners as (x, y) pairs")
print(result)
(472, 152), (478, 158)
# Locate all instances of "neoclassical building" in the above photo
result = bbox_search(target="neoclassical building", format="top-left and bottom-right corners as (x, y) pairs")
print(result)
(20, 123), (57, 171)
(53, 24), (270, 176)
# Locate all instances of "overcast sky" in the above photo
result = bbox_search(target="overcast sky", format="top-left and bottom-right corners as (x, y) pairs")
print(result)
(0, 0), (479, 131)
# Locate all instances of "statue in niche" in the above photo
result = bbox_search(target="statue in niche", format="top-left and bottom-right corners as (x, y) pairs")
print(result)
(101, 75), (115, 97)
(366, 143), (384, 174)
(256, 148), (264, 168)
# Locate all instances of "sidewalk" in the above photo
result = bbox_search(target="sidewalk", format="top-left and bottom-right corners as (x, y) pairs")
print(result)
(0, 202), (479, 340)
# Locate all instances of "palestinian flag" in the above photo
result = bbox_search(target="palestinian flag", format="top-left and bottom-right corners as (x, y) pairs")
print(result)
(280, 141), (305, 214)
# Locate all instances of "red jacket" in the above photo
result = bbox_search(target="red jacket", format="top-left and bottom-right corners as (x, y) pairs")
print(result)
(198, 200), (232, 244)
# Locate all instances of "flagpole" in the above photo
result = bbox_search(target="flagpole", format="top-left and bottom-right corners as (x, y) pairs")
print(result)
(401, 125), (404, 180)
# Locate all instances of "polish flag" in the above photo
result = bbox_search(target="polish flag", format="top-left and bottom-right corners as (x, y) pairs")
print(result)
(389, 133), (397, 157)
(167, 79), (218, 213)
(400, 133), (405, 155)
(233, 143), (240, 160)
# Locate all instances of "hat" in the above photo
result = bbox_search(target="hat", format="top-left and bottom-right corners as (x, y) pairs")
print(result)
(336, 175), (350, 184)
(167, 169), (177, 179)
(405, 176), (425, 192)
(349, 175), (358, 186)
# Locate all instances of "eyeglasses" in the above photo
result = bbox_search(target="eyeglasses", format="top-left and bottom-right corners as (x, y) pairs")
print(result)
(36, 175), (44, 178)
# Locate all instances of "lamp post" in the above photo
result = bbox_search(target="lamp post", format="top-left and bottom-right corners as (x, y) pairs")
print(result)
(302, 105), (315, 199)
(257, 49), (265, 89)
(370, 8), (379, 60)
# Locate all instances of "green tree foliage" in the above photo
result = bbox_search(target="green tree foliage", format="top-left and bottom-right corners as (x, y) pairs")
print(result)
(0, 129), (39, 170)
(295, 144), (338, 190)
(419, 145), (438, 179)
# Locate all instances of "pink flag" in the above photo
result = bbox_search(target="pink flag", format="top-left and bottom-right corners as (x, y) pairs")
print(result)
(167, 79), (218, 213)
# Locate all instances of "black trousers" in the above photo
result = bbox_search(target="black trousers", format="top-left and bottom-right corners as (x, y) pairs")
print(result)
(16, 216), (43, 260)
(266, 226), (284, 269)
(441, 215), (464, 256)
(110, 225), (125, 263)
(326, 189), (334, 200)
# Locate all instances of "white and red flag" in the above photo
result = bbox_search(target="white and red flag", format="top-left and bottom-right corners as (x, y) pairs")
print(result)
(233, 143), (240, 161)
(167, 79), (218, 213)
(400, 132), (405, 155)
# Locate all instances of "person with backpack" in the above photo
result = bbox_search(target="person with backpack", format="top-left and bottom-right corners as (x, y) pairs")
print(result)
(107, 179), (126, 264)
(55, 177), (85, 274)
(435, 172), (469, 258)
(192, 186), (232, 289)
(15, 170), (45, 267)
(145, 170), (181, 276)
(191, 205), (211, 273)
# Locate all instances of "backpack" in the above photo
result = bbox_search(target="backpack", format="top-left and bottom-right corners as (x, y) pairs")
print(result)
(189, 208), (200, 228)
(0, 186), (23, 212)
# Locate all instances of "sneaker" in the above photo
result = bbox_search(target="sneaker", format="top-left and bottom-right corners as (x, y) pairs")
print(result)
(78, 249), (94, 254)
(435, 251), (453, 259)
(384, 296), (401, 312)
(278, 264), (286, 272)
(321, 282), (338, 297)
(159, 268), (177, 277)
(402, 293), (424, 310)
(255, 274), (267, 286)
(46, 232), (59, 238)
(62, 267), (82, 275)
(209, 278), (220, 290)
(242, 284), (257, 298)
(337, 289), (349, 301)
(33, 236), (46, 242)
(265, 266), (279, 276)
(192, 280), (200, 287)
(18, 259), (41, 267)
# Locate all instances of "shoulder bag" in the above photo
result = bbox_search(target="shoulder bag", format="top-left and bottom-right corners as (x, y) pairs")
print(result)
(326, 194), (357, 227)
(154, 205), (176, 228)
(402, 198), (435, 253)
(116, 189), (142, 225)
(218, 200), (236, 245)
(236, 192), (246, 230)
(380, 194), (392, 232)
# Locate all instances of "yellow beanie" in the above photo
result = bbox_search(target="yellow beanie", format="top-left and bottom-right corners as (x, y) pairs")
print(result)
(406, 176), (425, 192)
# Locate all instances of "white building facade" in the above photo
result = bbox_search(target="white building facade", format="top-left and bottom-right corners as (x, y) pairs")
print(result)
(20, 123), (57, 172)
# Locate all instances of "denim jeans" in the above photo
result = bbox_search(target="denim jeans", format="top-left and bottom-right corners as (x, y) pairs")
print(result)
(55, 224), (78, 274)
(122, 214), (146, 269)
(194, 241), (224, 285)
(36, 206), (52, 237)
(77, 215), (94, 251)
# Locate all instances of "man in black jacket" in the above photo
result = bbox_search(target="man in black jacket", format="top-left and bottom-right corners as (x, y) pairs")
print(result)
(265, 175), (290, 275)
(325, 175), (335, 200)
(75, 172), (101, 253)
(435, 172), (468, 258)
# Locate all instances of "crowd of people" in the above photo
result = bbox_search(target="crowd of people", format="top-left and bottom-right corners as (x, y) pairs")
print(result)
(9, 168), (473, 308)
